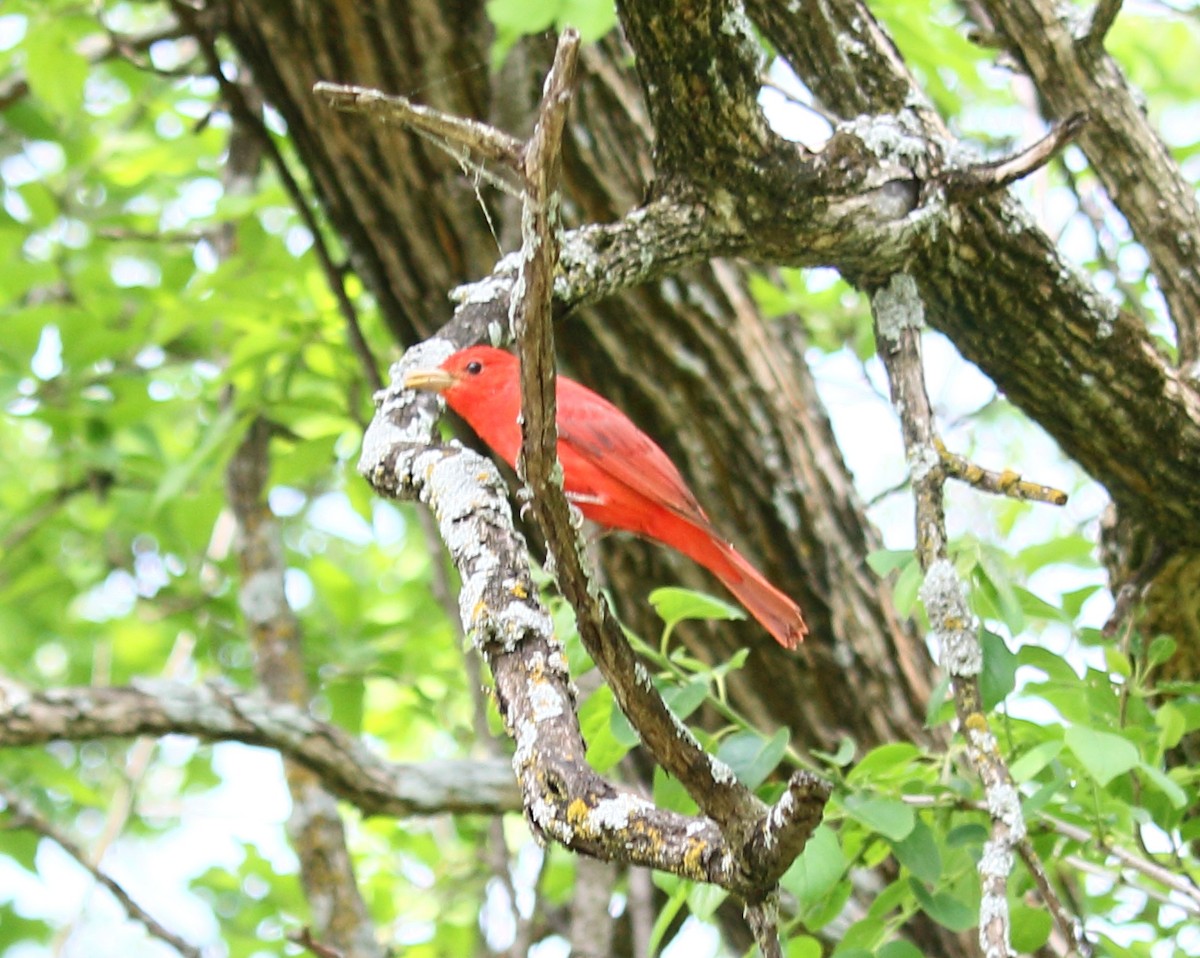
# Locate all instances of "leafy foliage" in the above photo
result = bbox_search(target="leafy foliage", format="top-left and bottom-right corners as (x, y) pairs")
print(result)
(1, 1), (1198, 957)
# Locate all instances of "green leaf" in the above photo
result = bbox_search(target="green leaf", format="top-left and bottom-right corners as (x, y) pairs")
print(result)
(835, 915), (885, 952)
(1009, 740), (1064, 783)
(847, 742), (922, 784)
(980, 629), (1018, 709)
(892, 557), (924, 618)
(653, 766), (698, 816)
(716, 727), (789, 789)
(877, 942), (925, 958)
(812, 735), (856, 769)
(1104, 645), (1133, 678)
(0, 827), (41, 872)
(908, 878), (976, 931)
(686, 882), (727, 921)
(1061, 585), (1102, 618)
(23, 19), (90, 118)
(579, 687), (631, 772)
(646, 879), (689, 954)
(785, 936), (823, 958)
(151, 404), (245, 513)
(559, 0), (619, 41)
(660, 678), (709, 721)
(866, 548), (915, 577)
(323, 676), (365, 734)
(843, 793), (915, 841)
(1155, 702), (1185, 750)
(971, 548), (1024, 634)
(890, 818), (941, 884)
(1136, 761), (1187, 809)
(487, 0), (558, 36)
(1013, 585), (1071, 624)
(924, 674), (954, 728)
(649, 586), (744, 628)
(781, 825), (847, 906)
(1009, 904), (1052, 952)
(1063, 726), (1139, 786)
(1145, 634), (1177, 670)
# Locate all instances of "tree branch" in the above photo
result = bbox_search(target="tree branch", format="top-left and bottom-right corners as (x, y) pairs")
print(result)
(314, 81), (525, 175)
(1084, 0), (1124, 51)
(974, 0), (1200, 369)
(753, 0), (1200, 546)
(227, 419), (381, 957)
(871, 274), (1086, 958)
(936, 112), (1087, 202)
(511, 30), (759, 829)
(936, 438), (1068, 506)
(174, 0), (382, 393)
(355, 34), (829, 901)
(0, 678), (521, 817)
(0, 782), (202, 958)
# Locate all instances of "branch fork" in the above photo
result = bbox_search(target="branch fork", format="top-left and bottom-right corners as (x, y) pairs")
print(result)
(352, 31), (829, 949)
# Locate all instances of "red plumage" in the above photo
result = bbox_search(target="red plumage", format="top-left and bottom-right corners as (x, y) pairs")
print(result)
(406, 346), (806, 649)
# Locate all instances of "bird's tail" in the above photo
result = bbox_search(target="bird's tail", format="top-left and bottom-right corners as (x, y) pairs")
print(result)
(669, 524), (808, 649)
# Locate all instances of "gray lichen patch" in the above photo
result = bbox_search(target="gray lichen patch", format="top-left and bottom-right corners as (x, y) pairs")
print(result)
(919, 558), (982, 676)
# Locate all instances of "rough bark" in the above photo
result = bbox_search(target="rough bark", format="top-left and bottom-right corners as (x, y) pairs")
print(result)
(220, 0), (934, 762)
(93, 0), (1197, 954)
(0, 680), (521, 815)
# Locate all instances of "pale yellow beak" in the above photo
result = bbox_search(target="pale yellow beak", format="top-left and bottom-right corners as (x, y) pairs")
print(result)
(403, 367), (455, 392)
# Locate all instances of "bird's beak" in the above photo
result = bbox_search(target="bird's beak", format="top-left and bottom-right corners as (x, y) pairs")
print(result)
(403, 367), (455, 392)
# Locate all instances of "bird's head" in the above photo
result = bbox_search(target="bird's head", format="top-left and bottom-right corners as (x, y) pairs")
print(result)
(403, 345), (518, 408)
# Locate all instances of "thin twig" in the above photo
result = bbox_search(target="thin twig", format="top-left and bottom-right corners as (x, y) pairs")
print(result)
(1037, 813), (1200, 911)
(1, 475), (110, 554)
(314, 81), (525, 174)
(0, 19), (192, 110)
(0, 784), (202, 958)
(288, 927), (343, 958)
(938, 113), (1087, 201)
(905, 791), (1199, 918)
(1085, 0), (1124, 49)
(171, 2), (382, 393)
(511, 29), (759, 829)
(936, 438), (1068, 505)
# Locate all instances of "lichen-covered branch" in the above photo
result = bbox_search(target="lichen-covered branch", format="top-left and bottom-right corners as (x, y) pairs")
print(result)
(0, 678), (522, 817)
(355, 33), (829, 905)
(936, 438), (1068, 507)
(511, 29), (759, 830)
(973, 0), (1200, 369)
(314, 80), (524, 175)
(357, 353), (828, 894)
(754, 0), (1200, 546)
(871, 274), (1087, 958)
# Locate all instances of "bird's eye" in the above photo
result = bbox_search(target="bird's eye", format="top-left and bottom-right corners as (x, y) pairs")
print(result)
(465, 361), (483, 374)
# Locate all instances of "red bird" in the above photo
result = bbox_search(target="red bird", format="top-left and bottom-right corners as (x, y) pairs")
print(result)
(404, 346), (806, 649)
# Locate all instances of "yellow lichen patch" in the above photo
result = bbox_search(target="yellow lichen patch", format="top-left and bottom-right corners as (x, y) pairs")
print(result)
(681, 838), (708, 880)
(567, 798), (592, 829)
(963, 712), (990, 735)
(470, 600), (488, 625)
(510, 581), (528, 599)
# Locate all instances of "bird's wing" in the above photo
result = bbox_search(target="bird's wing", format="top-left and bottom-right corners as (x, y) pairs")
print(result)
(556, 379), (709, 527)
